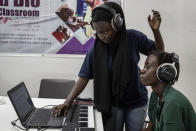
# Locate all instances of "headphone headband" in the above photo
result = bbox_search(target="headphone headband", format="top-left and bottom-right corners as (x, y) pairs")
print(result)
(96, 4), (116, 16)
(171, 52), (179, 63)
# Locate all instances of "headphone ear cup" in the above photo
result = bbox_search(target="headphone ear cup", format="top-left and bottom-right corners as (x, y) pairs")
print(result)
(157, 63), (177, 83)
(113, 13), (123, 31)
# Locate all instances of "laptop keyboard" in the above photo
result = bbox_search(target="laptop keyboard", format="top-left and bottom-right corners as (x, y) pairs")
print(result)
(28, 109), (51, 125)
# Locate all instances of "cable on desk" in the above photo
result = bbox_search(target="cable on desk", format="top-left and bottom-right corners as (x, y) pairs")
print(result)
(11, 118), (29, 130)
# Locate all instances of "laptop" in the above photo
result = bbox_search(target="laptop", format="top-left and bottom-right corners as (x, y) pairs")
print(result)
(7, 82), (64, 129)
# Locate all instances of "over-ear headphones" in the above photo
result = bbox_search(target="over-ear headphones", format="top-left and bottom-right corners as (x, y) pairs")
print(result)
(156, 53), (179, 83)
(91, 4), (123, 31)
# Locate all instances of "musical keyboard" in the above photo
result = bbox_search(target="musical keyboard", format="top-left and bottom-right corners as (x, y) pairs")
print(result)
(63, 104), (95, 131)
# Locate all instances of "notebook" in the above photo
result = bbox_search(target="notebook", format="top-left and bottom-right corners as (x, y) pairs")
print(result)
(7, 82), (64, 129)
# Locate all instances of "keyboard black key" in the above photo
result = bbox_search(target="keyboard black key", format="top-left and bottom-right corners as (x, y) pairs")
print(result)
(80, 109), (88, 113)
(79, 117), (88, 121)
(80, 106), (88, 110)
(79, 122), (88, 127)
(79, 113), (88, 117)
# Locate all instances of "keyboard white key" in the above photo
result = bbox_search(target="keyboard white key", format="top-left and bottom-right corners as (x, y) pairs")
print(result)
(87, 106), (94, 128)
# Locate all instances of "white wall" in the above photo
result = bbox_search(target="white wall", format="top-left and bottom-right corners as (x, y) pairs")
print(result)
(0, 54), (93, 98)
(124, 0), (196, 109)
(0, 0), (196, 110)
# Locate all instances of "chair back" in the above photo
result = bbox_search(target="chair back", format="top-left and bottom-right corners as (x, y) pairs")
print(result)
(38, 79), (75, 99)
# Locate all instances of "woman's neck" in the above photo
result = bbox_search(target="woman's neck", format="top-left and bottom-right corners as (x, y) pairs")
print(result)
(152, 82), (166, 103)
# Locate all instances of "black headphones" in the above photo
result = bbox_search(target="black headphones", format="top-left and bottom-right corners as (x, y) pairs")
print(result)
(156, 53), (179, 83)
(91, 4), (123, 31)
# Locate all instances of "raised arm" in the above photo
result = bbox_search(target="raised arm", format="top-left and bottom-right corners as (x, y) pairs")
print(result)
(53, 77), (89, 116)
(148, 10), (164, 51)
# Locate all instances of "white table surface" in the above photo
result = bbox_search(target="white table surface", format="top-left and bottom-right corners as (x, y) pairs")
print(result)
(0, 96), (103, 131)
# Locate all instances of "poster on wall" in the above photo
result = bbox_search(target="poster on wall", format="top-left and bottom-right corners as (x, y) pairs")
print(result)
(0, 0), (122, 54)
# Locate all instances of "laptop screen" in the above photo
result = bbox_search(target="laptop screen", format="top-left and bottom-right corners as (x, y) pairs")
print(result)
(7, 82), (34, 122)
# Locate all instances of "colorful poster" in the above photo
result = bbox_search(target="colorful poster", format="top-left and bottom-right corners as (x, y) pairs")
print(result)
(0, 0), (121, 54)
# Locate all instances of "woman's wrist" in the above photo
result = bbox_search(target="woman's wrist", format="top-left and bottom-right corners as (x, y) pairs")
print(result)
(152, 29), (160, 34)
(64, 99), (73, 106)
